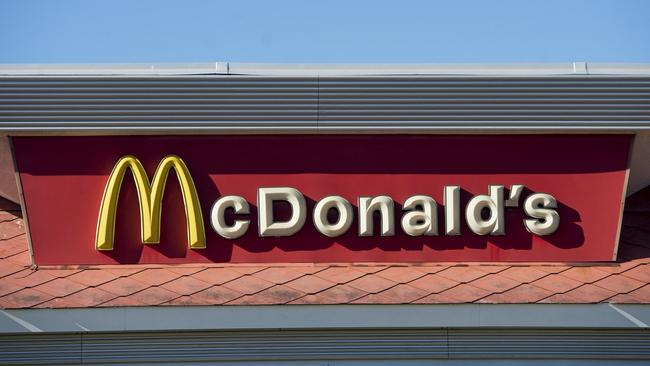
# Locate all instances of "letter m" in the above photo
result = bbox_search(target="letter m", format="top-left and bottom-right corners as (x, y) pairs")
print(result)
(95, 155), (206, 251)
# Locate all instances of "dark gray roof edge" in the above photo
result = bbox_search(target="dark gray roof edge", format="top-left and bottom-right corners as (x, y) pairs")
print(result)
(2, 62), (650, 76)
(1, 304), (648, 333)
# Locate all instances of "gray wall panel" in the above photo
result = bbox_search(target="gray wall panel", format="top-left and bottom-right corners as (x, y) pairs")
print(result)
(1, 328), (649, 365)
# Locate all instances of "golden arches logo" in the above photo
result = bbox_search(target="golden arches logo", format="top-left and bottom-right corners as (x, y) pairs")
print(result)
(95, 155), (206, 251)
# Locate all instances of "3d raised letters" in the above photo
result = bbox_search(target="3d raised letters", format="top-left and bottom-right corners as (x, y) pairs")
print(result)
(210, 195), (250, 239)
(258, 187), (307, 237)
(96, 156), (561, 251)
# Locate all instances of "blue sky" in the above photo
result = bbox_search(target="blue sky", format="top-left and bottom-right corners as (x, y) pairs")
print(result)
(1, 0), (649, 63)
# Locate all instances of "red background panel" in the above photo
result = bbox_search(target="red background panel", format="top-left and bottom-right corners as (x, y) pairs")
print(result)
(13, 135), (630, 265)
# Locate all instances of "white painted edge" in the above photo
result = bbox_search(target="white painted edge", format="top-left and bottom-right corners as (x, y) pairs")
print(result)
(8, 137), (35, 268)
(608, 304), (649, 328)
(613, 144), (632, 261)
(0, 310), (43, 332)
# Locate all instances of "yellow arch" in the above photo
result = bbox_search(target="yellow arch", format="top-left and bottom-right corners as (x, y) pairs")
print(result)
(95, 155), (206, 251)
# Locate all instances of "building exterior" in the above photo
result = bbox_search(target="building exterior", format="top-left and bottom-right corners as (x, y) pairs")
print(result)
(0, 63), (649, 365)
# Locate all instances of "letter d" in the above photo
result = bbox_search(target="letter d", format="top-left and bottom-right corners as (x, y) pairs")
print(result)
(465, 185), (505, 235)
(258, 187), (307, 237)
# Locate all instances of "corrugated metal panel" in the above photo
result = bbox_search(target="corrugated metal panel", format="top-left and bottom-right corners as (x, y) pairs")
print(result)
(316, 76), (650, 131)
(1, 75), (650, 133)
(83, 329), (447, 363)
(0, 328), (648, 364)
(0, 76), (319, 132)
(449, 329), (650, 359)
(0, 333), (81, 365)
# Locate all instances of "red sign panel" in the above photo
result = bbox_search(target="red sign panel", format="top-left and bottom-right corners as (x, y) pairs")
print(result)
(13, 135), (630, 265)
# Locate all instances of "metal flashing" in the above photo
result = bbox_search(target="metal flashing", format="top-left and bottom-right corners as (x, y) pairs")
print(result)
(1, 62), (650, 76)
(1, 304), (649, 333)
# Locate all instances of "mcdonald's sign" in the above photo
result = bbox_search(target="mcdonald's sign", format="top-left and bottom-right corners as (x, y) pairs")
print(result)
(95, 155), (206, 251)
(12, 135), (631, 265)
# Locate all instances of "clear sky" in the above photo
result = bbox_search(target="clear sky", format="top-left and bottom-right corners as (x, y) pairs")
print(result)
(1, 0), (649, 64)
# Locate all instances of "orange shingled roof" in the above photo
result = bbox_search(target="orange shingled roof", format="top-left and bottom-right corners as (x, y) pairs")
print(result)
(0, 189), (649, 309)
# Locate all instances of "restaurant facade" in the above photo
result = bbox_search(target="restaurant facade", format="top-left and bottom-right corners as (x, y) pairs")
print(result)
(0, 62), (649, 364)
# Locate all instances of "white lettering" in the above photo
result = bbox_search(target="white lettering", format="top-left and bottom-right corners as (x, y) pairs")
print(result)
(258, 187), (306, 237)
(401, 195), (438, 236)
(359, 196), (394, 236)
(465, 185), (505, 235)
(444, 186), (461, 235)
(313, 196), (353, 237)
(523, 193), (560, 235)
(210, 195), (250, 239)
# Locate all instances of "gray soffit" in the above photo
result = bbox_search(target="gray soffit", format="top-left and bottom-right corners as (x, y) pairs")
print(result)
(1, 64), (650, 134)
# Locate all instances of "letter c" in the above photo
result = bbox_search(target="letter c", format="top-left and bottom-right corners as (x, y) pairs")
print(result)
(210, 196), (250, 239)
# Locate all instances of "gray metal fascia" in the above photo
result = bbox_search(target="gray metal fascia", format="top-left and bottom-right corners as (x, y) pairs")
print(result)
(0, 304), (649, 333)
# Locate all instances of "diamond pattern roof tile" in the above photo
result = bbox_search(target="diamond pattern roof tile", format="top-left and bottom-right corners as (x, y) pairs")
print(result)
(126, 286), (181, 306)
(0, 219), (24, 240)
(289, 284), (367, 304)
(561, 284), (618, 303)
(312, 267), (366, 284)
(0, 278), (27, 297)
(221, 275), (274, 295)
(538, 293), (583, 304)
(559, 267), (612, 284)
(4, 288), (51, 308)
(99, 296), (146, 307)
(254, 267), (306, 284)
(408, 274), (459, 293)
(479, 283), (555, 304)
(436, 266), (491, 283)
(284, 274), (336, 294)
(184, 286), (243, 304)
(498, 266), (550, 283)
(529, 273), (584, 293)
(375, 266), (426, 283)
(159, 276), (212, 296)
(191, 267), (246, 285)
(129, 268), (182, 286)
(97, 276), (150, 297)
(468, 273), (522, 293)
(412, 292), (462, 304)
(593, 274), (646, 293)
(33, 278), (87, 298)
(39, 287), (117, 308)
(67, 270), (118, 287)
(436, 284), (493, 303)
(372, 284), (430, 303)
(6, 269), (57, 289)
(346, 274), (396, 293)
(619, 264), (650, 283)
(226, 285), (305, 305)
(627, 284), (650, 300)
